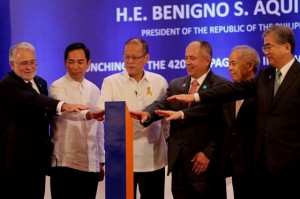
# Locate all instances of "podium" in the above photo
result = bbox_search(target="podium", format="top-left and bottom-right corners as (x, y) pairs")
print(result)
(104, 102), (134, 199)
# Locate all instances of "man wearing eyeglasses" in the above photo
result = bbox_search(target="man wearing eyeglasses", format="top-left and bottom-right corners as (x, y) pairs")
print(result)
(167, 25), (300, 199)
(97, 38), (169, 199)
(0, 42), (87, 199)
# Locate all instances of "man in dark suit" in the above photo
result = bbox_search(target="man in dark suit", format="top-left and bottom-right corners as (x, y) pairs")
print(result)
(155, 45), (260, 199)
(131, 40), (230, 199)
(0, 42), (88, 199)
(167, 25), (300, 199)
(221, 45), (259, 199)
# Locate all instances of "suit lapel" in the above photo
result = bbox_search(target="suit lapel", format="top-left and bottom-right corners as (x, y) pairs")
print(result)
(180, 77), (191, 109)
(9, 72), (35, 92)
(8, 72), (45, 95)
(264, 68), (275, 111)
(181, 76), (191, 94)
(33, 77), (46, 95)
(272, 60), (300, 106)
(259, 67), (275, 110)
(198, 71), (213, 92)
(189, 71), (213, 107)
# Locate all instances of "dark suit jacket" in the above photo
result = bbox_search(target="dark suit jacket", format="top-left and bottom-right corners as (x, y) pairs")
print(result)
(200, 59), (300, 176)
(221, 98), (256, 178)
(0, 72), (59, 172)
(144, 71), (230, 175)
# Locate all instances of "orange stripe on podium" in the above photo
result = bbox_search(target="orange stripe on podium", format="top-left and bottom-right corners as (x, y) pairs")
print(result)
(125, 105), (133, 199)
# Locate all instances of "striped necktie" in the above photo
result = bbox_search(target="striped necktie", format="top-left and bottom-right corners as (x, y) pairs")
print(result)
(188, 80), (199, 107)
(274, 70), (282, 96)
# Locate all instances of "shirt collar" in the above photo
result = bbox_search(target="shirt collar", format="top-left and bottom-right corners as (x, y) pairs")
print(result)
(65, 73), (85, 89)
(278, 58), (295, 78)
(191, 69), (210, 86)
(124, 70), (149, 83)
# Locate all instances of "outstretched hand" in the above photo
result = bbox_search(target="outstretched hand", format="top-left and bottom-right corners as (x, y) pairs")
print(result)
(61, 103), (89, 112)
(87, 110), (105, 121)
(130, 111), (150, 123)
(155, 110), (182, 121)
(167, 94), (195, 103)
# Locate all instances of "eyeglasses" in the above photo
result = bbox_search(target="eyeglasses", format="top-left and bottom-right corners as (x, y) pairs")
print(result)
(14, 61), (37, 67)
(123, 53), (147, 62)
(262, 44), (283, 53)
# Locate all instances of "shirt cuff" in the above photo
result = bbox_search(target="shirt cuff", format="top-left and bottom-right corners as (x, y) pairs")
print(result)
(194, 93), (200, 102)
(179, 111), (184, 119)
(56, 101), (64, 115)
(144, 112), (151, 122)
(81, 110), (89, 120)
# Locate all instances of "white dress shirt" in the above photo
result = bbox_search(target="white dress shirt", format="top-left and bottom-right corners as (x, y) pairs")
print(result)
(97, 70), (169, 172)
(50, 74), (105, 172)
(278, 58), (295, 82)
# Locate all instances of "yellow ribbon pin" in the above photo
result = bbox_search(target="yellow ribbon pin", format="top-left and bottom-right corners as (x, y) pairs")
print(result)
(147, 87), (152, 96)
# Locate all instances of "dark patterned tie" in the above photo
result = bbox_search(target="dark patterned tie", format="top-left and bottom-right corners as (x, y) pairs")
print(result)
(27, 80), (39, 93)
(27, 81), (33, 88)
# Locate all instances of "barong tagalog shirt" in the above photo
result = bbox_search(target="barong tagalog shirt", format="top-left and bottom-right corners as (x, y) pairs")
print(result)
(97, 70), (169, 172)
(50, 74), (105, 172)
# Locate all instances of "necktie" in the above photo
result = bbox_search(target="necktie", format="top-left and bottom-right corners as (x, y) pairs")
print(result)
(188, 80), (199, 107)
(27, 80), (39, 93)
(27, 81), (33, 88)
(274, 70), (282, 96)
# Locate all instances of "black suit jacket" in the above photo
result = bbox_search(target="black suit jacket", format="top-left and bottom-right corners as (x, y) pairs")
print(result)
(0, 72), (59, 172)
(144, 71), (230, 174)
(221, 98), (256, 178)
(200, 59), (300, 175)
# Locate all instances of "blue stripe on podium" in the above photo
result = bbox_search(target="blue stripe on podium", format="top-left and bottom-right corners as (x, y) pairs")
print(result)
(105, 101), (133, 199)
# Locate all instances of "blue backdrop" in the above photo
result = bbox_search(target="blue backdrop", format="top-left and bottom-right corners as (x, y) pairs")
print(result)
(1, 0), (300, 87)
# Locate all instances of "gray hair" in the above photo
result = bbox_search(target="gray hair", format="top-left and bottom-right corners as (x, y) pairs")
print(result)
(9, 42), (35, 62)
(231, 45), (260, 72)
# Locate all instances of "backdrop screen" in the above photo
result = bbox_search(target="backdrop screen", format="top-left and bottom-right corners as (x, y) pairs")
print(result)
(1, 0), (300, 87)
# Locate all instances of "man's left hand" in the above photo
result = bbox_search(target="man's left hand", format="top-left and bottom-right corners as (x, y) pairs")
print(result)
(191, 151), (210, 175)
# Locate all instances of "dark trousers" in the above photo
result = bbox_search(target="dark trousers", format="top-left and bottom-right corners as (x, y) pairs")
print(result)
(50, 167), (100, 199)
(171, 149), (226, 199)
(0, 170), (45, 199)
(134, 167), (165, 199)
(231, 174), (255, 199)
(225, 158), (256, 199)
